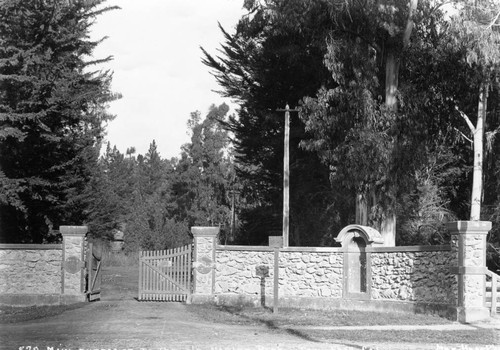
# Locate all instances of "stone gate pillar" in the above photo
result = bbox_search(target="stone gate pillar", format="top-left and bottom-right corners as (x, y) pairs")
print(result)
(190, 226), (219, 303)
(448, 221), (492, 323)
(60, 226), (87, 303)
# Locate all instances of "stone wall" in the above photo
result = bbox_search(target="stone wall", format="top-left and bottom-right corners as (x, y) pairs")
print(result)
(0, 226), (89, 306)
(0, 245), (62, 294)
(212, 245), (456, 309)
(193, 222), (493, 322)
(370, 247), (456, 304)
(281, 251), (343, 298)
(215, 247), (343, 300)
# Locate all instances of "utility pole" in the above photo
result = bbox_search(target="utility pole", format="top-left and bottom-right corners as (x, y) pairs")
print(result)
(229, 186), (239, 243)
(230, 188), (236, 241)
(276, 105), (299, 248)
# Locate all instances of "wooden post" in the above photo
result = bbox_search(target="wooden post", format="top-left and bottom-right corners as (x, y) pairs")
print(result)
(273, 247), (279, 313)
(269, 236), (283, 313)
(492, 274), (498, 316)
(138, 251), (142, 301)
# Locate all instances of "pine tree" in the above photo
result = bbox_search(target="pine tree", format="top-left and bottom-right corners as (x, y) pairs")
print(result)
(0, 0), (118, 242)
(171, 104), (235, 241)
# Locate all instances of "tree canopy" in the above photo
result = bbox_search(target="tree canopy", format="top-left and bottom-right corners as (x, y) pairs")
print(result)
(0, 0), (119, 242)
(82, 104), (237, 251)
(2, 0), (499, 270)
(202, 0), (340, 245)
(203, 0), (500, 269)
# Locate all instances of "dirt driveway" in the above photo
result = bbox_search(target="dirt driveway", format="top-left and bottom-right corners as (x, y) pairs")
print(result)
(0, 266), (359, 350)
(0, 299), (363, 350)
(1, 265), (497, 350)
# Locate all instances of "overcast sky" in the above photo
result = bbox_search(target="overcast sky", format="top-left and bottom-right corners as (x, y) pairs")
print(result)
(90, 0), (244, 159)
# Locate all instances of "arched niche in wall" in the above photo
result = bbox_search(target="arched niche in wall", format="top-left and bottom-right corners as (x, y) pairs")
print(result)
(335, 225), (384, 300)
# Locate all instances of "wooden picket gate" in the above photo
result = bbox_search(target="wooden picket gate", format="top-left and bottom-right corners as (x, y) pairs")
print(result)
(85, 242), (102, 301)
(138, 244), (192, 301)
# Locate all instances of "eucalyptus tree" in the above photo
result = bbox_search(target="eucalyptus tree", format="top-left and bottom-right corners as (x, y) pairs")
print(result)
(448, 0), (500, 221)
(300, 0), (422, 245)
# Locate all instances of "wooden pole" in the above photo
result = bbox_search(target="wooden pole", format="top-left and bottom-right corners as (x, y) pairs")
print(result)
(276, 105), (298, 248)
(230, 188), (236, 242)
(283, 105), (290, 248)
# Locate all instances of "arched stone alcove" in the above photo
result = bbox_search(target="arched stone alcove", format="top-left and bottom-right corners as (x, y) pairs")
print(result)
(335, 225), (384, 300)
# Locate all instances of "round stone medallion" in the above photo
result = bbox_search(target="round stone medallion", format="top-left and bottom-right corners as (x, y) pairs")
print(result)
(64, 256), (82, 274)
(196, 255), (214, 274)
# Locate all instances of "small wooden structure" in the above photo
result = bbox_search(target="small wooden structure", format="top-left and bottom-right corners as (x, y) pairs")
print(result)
(110, 228), (124, 252)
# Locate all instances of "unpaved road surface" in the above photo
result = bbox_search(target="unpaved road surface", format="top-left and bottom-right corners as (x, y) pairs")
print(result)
(2, 298), (498, 350)
(1, 265), (498, 350)
(0, 299), (358, 350)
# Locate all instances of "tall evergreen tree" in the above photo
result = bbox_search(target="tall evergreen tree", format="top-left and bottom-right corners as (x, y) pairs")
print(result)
(202, 1), (339, 245)
(139, 140), (165, 197)
(0, 0), (118, 242)
(172, 104), (236, 242)
(82, 143), (136, 240)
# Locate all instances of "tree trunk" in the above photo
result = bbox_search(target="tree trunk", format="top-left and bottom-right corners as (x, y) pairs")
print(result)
(379, 50), (400, 246)
(354, 0), (417, 246)
(380, 0), (417, 246)
(385, 52), (399, 107)
(355, 194), (368, 225)
(470, 82), (488, 220)
(353, 52), (399, 245)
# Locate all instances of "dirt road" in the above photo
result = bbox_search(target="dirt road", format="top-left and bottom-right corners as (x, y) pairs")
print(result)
(0, 299), (360, 350)
(0, 265), (358, 350)
(1, 265), (497, 350)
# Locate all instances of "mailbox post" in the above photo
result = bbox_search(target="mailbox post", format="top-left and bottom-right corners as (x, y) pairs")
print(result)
(269, 236), (283, 313)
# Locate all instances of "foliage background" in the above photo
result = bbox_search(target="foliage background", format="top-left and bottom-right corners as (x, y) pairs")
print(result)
(0, 0), (499, 270)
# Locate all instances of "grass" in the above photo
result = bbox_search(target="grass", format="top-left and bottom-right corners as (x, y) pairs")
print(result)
(186, 304), (452, 327)
(312, 322), (498, 345)
(101, 264), (139, 300)
(0, 303), (87, 324)
(93, 249), (139, 300)
(187, 304), (499, 346)
(103, 250), (139, 267)
(309, 329), (499, 345)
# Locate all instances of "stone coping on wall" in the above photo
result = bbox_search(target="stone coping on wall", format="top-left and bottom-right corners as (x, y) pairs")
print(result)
(0, 244), (62, 250)
(367, 245), (451, 253)
(216, 244), (450, 253)
(216, 245), (343, 253)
